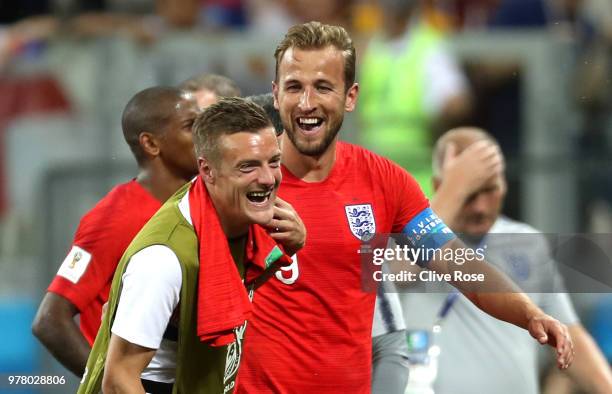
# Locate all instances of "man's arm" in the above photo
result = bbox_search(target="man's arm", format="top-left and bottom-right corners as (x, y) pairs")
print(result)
(102, 335), (155, 394)
(32, 292), (90, 377)
(426, 238), (574, 369)
(565, 324), (612, 392)
(101, 245), (182, 392)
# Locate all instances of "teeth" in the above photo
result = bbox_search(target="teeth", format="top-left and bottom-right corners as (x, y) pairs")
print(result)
(299, 117), (320, 125)
(248, 191), (270, 197)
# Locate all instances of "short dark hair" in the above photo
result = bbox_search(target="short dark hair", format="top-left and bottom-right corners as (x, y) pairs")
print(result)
(178, 73), (241, 98)
(274, 21), (356, 91)
(246, 93), (283, 136)
(121, 86), (188, 165)
(193, 97), (273, 164)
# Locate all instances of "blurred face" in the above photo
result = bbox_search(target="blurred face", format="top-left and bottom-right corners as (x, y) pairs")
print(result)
(202, 128), (282, 237)
(192, 89), (218, 109)
(453, 174), (507, 237)
(273, 46), (358, 157)
(159, 94), (200, 180)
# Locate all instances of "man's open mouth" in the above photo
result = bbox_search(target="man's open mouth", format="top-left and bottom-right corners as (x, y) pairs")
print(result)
(246, 190), (273, 204)
(297, 116), (324, 133)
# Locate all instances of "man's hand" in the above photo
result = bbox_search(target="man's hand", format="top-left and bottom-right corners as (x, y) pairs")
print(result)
(431, 139), (504, 227)
(528, 313), (574, 370)
(441, 139), (504, 199)
(266, 197), (306, 256)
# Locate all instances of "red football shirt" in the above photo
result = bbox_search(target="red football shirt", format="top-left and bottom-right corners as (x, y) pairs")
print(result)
(236, 142), (429, 393)
(47, 180), (161, 345)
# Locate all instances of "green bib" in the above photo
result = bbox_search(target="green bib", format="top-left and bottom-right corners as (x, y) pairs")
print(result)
(359, 23), (443, 197)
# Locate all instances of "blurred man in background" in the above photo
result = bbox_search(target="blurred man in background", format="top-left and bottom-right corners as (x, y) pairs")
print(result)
(179, 73), (241, 109)
(401, 127), (612, 394)
(359, 0), (471, 196)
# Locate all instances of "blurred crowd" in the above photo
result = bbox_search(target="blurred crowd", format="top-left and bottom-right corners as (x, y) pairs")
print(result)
(1, 0), (611, 211)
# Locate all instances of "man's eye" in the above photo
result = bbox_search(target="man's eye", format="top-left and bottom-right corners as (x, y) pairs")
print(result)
(270, 159), (281, 168)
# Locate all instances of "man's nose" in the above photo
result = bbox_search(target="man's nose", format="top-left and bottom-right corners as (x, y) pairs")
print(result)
(258, 165), (276, 187)
(469, 192), (489, 213)
(298, 88), (314, 112)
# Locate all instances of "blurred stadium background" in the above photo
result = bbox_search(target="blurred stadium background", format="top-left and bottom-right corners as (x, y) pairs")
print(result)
(0, 0), (611, 392)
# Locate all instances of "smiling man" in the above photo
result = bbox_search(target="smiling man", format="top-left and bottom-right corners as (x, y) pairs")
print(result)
(78, 98), (294, 394)
(236, 22), (573, 393)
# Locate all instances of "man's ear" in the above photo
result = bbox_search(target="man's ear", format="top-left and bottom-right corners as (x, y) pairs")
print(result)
(198, 157), (215, 184)
(345, 83), (359, 112)
(139, 132), (161, 158)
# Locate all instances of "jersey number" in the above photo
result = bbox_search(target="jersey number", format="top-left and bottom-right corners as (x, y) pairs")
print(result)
(275, 255), (299, 285)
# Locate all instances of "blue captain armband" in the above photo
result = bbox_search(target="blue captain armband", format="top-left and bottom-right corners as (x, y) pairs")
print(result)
(401, 207), (456, 266)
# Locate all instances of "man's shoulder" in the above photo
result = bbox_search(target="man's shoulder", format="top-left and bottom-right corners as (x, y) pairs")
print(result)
(490, 216), (540, 235)
(80, 180), (154, 225)
(70, 182), (149, 245)
(338, 141), (407, 177)
(128, 195), (195, 256)
(487, 216), (551, 262)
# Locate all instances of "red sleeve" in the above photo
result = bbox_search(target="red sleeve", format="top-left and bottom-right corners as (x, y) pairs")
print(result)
(382, 159), (430, 233)
(47, 207), (125, 312)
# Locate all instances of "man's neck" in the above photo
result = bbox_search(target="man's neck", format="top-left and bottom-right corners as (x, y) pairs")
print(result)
(281, 134), (337, 183)
(136, 163), (192, 203)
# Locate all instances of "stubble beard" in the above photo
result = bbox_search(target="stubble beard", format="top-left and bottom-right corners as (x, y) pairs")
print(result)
(284, 116), (344, 157)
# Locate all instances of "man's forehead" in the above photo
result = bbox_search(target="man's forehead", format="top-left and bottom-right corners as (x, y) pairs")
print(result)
(192, 89), (218, 109)
(447, 135), (485, 152)
(221, 129), (278, 151)
(278, 46), (344, 79)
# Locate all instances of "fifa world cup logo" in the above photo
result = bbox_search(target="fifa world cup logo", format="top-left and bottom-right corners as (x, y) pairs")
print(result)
(69, 251), (82, 269)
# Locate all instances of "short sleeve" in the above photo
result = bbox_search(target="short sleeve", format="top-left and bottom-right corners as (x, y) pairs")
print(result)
(384, 160), (430, 233)
(47, 212), (123, 312)
(379, 160), (455, 265)
(111, 245), (182, 349)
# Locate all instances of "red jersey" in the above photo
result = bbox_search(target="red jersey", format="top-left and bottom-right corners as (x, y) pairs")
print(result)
(236, 142), (429, 393)
(47, 180), (161, 345)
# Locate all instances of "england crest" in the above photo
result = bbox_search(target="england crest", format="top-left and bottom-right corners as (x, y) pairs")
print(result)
(345, 204), (376, 240)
